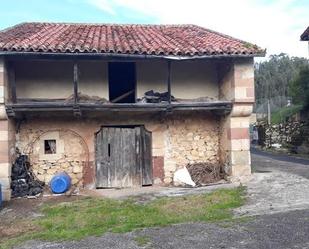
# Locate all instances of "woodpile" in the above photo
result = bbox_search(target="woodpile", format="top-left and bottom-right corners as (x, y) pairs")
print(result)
(11, 155), (45, 198)
(186, 163), (222, 186)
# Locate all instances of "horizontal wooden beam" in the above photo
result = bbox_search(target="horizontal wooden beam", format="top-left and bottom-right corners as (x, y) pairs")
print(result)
(5, 101), (232, 118)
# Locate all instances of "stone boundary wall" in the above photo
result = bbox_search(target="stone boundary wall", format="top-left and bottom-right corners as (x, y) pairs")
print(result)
(258, 121), (307, 150)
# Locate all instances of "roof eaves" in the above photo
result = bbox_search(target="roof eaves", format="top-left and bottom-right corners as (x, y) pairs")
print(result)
(0, 50), (266, 59)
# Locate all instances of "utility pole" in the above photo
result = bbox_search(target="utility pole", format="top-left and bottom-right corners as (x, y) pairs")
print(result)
(267, 99), (271, 125)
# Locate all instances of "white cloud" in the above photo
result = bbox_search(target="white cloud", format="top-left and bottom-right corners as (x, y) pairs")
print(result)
(89, 0), (309, 58)
(88, 0), (116, 15)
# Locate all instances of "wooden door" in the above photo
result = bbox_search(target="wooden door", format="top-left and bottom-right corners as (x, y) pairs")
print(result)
(95, 126), (152, 188)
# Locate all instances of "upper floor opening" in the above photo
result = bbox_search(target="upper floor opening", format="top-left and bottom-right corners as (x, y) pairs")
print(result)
(9, 58), (220, 104)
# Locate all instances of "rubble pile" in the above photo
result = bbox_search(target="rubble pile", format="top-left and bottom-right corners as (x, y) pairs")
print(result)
(186, 163), (222, 186)
(11, 155), (45, 198)
(139, 90), (175, 103)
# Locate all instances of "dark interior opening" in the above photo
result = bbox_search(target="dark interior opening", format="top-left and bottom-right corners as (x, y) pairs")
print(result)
(44, 139), (56, 154)
(108, 62), (136, 103)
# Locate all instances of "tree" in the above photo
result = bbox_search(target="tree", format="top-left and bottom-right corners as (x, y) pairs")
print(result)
(289, 66), (309, 109)
(255, 54), (309, 113)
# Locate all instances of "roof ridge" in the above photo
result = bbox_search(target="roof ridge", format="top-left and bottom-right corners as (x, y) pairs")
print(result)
(17, 22), (194, 27)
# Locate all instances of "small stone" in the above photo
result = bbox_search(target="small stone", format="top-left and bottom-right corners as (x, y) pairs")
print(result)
(194, 135), (200, 141)
(72, 165), (82, 174)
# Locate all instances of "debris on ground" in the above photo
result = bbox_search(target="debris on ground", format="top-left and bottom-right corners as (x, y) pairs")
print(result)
(11, 155), (45, 198)
(138, 90), (175, 103)
(186, 163), (223, 186)
(65, 92), (108, 104)
(173, 166), (196, 187)
(176, 96), (216, 102)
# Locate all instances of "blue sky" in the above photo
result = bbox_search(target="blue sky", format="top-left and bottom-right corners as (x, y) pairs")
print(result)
(0, 0), (157, 28)
(0, 0), (308, 58)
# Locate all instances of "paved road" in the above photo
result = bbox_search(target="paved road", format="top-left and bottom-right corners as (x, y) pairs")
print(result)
(15, 152), (309, 249)
(251, 147), (309, 165)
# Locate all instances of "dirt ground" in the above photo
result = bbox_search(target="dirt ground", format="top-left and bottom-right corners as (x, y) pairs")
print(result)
(0, 195), (84, 239)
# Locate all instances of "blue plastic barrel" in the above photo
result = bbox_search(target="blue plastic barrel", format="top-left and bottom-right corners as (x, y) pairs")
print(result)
(0, 183), (2, 207)
(50, 172), (71, 194)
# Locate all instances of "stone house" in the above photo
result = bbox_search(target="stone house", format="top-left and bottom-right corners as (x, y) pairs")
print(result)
(301, 26), (309, 41)
(0, 23), (264, 200)
(301, 26), (309, 55)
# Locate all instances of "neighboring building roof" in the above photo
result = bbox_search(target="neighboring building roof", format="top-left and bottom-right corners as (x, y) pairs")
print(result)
(301, 26), (309, 41)
(0, 22), (265, 58)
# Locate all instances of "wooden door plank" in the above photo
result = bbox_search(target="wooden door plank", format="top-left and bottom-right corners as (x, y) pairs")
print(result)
(121, 128), (134, 187)
(110, 127), (118, 188)
(142, 128), (153, 185)
(134, 127), (142, 186)
(96, 128), (109, 188)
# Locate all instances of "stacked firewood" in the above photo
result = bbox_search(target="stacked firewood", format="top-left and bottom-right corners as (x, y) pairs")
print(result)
(186, 163), (222, 186)
(11, 155), (45, 198)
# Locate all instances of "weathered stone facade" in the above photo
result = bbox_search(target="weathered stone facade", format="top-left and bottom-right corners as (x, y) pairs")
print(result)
(15, 112), (221, 188)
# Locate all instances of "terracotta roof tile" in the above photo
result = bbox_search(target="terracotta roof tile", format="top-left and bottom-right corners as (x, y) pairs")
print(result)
(0, 22), (265, 57)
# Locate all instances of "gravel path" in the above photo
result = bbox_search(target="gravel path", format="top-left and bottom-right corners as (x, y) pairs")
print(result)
(235, 151), (309, 216)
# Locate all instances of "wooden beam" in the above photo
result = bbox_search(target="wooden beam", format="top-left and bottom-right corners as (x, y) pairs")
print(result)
(5, 101), (233, 116)
(8, 63), (16, 103)
(167, 60), (171, 104)
(111, 89), (135, 103)
(73, 62), (79, 105)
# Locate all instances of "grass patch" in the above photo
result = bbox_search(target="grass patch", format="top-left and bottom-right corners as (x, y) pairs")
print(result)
(271, 105), (303, 124)
(134, 236), (151, 246)
(1, 187), (245, 249)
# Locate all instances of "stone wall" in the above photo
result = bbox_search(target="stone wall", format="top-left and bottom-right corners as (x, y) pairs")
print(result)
(164, 113), (220, 184)
(258, 121), (309, 152)
(17, 129), (88, 186)
(15, 112), (221, 188)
